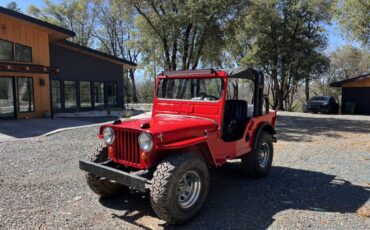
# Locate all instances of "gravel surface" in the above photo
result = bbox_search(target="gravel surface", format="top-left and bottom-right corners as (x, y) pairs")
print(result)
(0, 112), (369, 229)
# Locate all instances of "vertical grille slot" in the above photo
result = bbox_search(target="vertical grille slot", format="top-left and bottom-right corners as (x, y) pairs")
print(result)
(114, 129), (140, 165)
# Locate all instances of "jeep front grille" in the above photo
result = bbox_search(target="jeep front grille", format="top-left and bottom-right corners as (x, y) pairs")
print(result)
(114, 129), (141, 166)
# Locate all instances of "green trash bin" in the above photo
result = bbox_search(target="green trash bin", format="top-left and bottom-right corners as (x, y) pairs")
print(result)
(344, 102), (355, 114)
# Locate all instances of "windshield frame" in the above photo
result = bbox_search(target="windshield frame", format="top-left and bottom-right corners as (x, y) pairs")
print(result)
(155, 76), (226, 103)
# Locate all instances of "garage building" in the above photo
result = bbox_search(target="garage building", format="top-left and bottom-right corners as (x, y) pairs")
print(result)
(330, 73), (370, 115)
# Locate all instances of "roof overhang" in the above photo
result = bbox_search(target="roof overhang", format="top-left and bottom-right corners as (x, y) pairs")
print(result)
(0, 6), (75, 41)
(55, 41), (137, 69)
(330, 73), (370, 87)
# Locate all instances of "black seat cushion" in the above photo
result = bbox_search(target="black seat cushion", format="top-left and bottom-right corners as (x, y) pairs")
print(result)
(223, 100), (249, 141)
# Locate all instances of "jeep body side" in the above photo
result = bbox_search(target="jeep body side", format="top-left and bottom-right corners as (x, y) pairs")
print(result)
(79, 67), (277, 224)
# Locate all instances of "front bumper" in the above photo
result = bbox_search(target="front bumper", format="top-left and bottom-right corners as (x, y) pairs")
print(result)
(79, 160), (151, 192)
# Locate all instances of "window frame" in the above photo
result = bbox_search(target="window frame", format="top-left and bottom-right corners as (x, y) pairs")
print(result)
(51, 80), (62, 110)
(15, 43), (33, 63)
(105, 81), (118, 106)
(79, 81), (92, 108)
(93, 81), (105, 108)
(63, 80), (77, 109)
(0, 39), (14, 62)
(17, 77), (35, 113)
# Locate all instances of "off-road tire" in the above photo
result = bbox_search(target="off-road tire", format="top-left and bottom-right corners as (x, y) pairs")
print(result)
(150, 153), (209, 225)
(241, 131), (273, 178)
(85, 144), (128, 197)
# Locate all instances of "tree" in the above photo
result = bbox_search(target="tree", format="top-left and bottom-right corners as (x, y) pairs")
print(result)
(231, 0), (333, 110)
(131, 0), (247, 71)
(28, 0), (100, 46)
(130, 0), (248, 100)
(6, 1), (21, 12)
(336, 0), (370, 46)
(330, 45), (370, 80)
(94, 0), (141, 102)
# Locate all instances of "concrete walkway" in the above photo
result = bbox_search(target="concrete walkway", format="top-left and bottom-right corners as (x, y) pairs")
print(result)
(0, 117), (115, 142)
(0, 113), (152, 143)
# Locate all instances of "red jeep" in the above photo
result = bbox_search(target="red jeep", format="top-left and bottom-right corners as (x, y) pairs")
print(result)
(79, 67), (277, 224)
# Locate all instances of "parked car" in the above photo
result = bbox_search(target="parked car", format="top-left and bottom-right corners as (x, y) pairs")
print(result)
(79, 67), (277, 225)
(303, 96), (339, 114)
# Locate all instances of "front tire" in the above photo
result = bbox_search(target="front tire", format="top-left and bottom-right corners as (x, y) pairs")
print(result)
(150, 153), (209, 225)
(85, 144), (129, 197)
(241, 131), (273, 178)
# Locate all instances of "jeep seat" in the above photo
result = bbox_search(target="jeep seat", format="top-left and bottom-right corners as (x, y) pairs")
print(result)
(222, 100), (249, 141)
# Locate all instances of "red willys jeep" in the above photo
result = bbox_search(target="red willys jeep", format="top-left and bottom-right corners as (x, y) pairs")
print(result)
(79, 67), (277, 224)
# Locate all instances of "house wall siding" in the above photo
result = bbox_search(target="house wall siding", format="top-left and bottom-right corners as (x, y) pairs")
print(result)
(0, 14), (51, 119)
(50, 43), (124, 111)
(342, 87), (370, 115)
(0, 14), (50, 66)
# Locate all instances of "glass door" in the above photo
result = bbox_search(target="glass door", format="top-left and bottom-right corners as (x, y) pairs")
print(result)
(0, 77), (15, 118)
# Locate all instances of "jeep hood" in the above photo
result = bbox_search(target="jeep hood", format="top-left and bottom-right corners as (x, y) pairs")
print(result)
(112, 114), (218, 144)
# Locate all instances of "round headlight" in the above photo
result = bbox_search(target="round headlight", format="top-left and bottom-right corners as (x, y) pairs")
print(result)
(103, 127), (115, 145)
(138, 132), (153, 152)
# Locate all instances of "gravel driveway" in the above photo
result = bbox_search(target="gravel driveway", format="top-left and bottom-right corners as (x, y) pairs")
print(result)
(0, 112), (369, 229)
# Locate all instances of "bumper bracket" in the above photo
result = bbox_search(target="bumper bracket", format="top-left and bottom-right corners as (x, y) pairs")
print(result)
(79, 160), (150, 192)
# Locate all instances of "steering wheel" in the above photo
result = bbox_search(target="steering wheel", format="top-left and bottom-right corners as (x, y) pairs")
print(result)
(199, 92), (219, 101)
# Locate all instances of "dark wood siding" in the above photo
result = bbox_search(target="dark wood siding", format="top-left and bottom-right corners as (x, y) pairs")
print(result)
(50, 43), (124, 111)
(342, 87), (370, 115)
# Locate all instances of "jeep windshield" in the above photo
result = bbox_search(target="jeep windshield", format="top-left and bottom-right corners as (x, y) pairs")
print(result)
(157, 78), (223, 101)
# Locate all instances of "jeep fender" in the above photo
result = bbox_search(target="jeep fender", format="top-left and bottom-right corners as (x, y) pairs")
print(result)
(157, 136), (208, 150)
(252, 122), (276, 149)
(157, 137), (216, 166)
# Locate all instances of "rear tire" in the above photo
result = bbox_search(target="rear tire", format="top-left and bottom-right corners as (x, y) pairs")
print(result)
(241, 131), (273, 178)
(150, 153), (209, 225)
(85, 144), (129, 197)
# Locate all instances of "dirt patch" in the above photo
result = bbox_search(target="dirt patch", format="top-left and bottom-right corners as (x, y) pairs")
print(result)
(357, 205), (370, 218)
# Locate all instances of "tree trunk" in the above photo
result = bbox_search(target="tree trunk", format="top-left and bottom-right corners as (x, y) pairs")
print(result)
(129, 69), (139, 103)
(305, 75), (310, 101)
(271, 58), (279, 109)
(123, 71), (131, 104)
(277, 89), (285, 111)
(278, 58), (286, 111)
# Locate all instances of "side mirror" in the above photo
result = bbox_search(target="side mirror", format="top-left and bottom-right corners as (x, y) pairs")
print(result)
(264, 95), (269, 114)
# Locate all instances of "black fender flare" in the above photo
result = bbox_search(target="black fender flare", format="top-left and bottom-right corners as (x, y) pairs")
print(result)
(252, 122), (276, 149)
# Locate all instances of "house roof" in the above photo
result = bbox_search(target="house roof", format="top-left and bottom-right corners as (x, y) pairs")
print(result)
(0, 6), (75, 40)
(56, 40), (137, 68)
(330, 73), (370, 87)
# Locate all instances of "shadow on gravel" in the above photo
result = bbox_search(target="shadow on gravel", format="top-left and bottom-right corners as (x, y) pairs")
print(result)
(277, 115), (370, 142)
(99, 163), (370, 229)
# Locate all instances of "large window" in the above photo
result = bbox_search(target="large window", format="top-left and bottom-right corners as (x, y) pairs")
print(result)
(0, 39), (14, 61)
(64, 81), (77, 109)
(15, 43), (32, 62)
(106, 82), (117, 106)
(0, 78), (15, 118)
(52, 80), (61, 109)
(0, 40), (33, 62)
(94, 82), (104, 107)
(17, 77), (34, 112)
(80, 81), (91, 108)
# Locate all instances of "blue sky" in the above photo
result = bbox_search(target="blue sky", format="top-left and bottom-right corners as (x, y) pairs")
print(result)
(2, 0), (352, 55)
